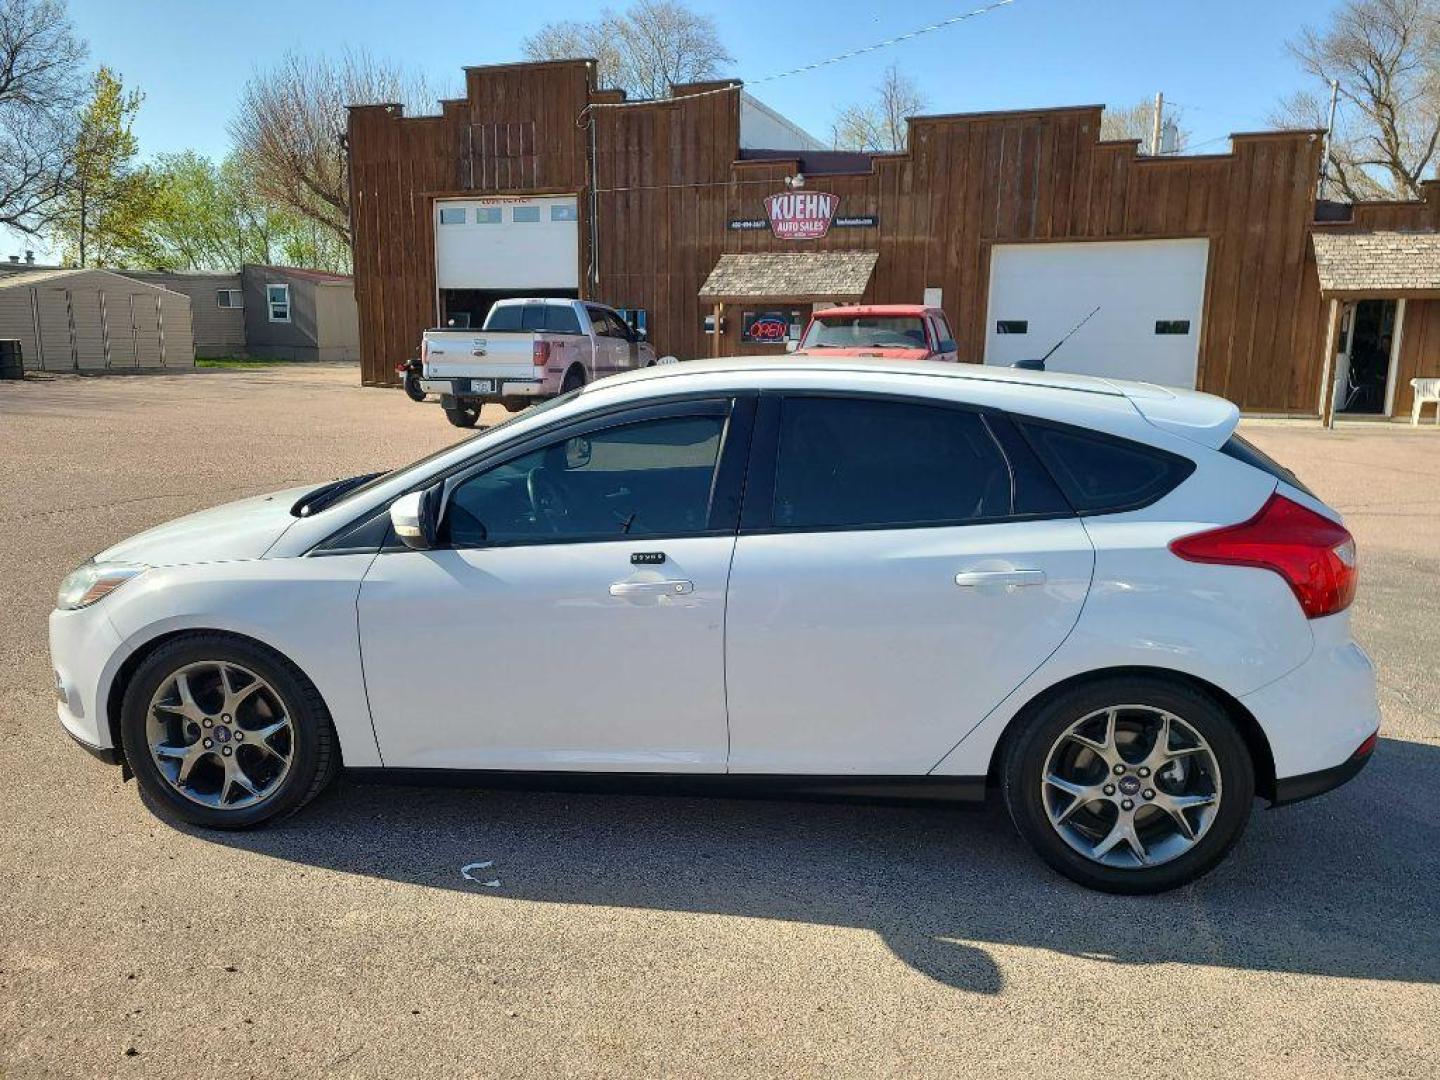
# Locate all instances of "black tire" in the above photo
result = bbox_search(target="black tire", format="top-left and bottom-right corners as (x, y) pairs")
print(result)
(501, 397), (528, 413)
(403, 371), (426, 402)
(119, 633), (340, 830)
(444, 403), (481, 427)
(1001, 676), (1254, 894)
(561, 366), (586, 393)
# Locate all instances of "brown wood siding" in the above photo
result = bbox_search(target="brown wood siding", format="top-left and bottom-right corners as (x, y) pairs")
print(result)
(1394, 299), (1440, 418)
(347, 60), (1440, 413)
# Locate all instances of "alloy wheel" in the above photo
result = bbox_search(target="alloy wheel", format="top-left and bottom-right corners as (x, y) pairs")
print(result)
(1040, 704), (1222, 869)
(145, 660), (295, 810)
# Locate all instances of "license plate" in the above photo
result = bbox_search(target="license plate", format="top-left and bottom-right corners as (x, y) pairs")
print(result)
(459, 378), (494, 394)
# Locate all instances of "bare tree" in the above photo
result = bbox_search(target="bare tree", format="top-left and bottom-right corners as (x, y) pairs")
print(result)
(0, 0), (87, 235)
(229, 50), (436, 250)
(1100, 99), (1191, 153)
(1273, 0), (1440, 200)
(522, 0), (733, 100)
(831, 65), (927, 152)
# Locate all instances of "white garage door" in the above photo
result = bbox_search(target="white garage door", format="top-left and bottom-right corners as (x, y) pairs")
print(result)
(984, 239), (1209, 388)
(434, 195), (579, 290)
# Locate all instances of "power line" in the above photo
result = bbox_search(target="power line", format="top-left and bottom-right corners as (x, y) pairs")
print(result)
(581, 0), (1021, 113)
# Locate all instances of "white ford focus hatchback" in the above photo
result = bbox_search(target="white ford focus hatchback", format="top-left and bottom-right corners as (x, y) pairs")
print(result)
(51, 359), (1379, 893)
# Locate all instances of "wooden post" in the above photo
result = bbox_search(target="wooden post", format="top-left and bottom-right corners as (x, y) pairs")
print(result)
(711, 302), (723, 358)
(1318, 297), (1342, 428)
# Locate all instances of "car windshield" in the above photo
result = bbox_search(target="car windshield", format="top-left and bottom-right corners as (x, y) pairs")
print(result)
(800, 315), (928, 350)
(306, 389), (585, 515)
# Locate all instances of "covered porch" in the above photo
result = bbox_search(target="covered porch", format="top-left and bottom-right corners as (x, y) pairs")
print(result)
(1312, 231), (1440, 424)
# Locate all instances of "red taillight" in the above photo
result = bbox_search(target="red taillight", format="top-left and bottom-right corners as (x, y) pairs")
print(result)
(533, 341), (551, 369)
(1169, 493), (1357, 619)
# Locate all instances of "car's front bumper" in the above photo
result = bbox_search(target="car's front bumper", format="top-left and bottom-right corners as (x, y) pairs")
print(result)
(49, 605), (130, 756)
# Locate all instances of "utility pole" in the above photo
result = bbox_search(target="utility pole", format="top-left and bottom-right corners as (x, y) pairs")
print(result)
(1319, 78), (1339, 198)
(1150, 91), (1164, 157)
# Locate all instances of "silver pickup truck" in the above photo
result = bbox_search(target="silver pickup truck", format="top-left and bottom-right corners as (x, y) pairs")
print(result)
(420, 298), (666, 427)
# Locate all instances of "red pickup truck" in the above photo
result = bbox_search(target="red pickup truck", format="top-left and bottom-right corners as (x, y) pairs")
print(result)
(788, 304), (959, 362)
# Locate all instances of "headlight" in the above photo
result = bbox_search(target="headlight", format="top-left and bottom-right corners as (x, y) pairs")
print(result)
(56, 561), (145, 610)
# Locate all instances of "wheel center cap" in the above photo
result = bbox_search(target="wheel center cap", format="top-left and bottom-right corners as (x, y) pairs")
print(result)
(1118, 775), (1141, 797)
(213, 725), (231, 744)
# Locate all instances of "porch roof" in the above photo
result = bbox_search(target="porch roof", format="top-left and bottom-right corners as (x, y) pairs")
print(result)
(698, 251), (879, 303)
(1312, 230), (1440, 298)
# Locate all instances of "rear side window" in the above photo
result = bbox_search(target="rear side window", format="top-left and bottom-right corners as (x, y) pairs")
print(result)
(545, 305), (582, 334)
(1018, 420), (1195, 514)
(1221, 433), (1315, 497)
(771, 398), (1023, 529)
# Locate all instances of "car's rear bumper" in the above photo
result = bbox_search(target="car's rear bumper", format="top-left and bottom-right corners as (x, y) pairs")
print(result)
(421, 376), (550, 399)
(1270, 732), (1377, 806)
(1239, 611), (1381, 801)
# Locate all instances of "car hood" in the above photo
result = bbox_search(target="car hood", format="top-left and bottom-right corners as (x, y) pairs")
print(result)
(792, 346), (931, 360)
(96, 485), (315, 568)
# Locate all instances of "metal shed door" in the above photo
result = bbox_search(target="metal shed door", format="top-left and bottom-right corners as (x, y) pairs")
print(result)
(984, 239), (1209, 388)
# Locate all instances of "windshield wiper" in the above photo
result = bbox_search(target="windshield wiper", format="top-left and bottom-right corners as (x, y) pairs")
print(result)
(290, 472), (385, 517)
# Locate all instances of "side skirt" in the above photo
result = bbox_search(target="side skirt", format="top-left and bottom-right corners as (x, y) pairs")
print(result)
(345, 768), (988, 807)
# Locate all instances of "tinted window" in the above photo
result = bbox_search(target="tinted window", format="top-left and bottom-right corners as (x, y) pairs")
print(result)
(1221, 433), (1315, 497)
(445, 415), (725, 546)
(520, 304), (547, 332)
(484, 305), (523, 331)
(545, 304), (582, 334)
(996, 320), (1028, 334)
(1019, 421), (1195, 514)
(771, 398), (1016, 529)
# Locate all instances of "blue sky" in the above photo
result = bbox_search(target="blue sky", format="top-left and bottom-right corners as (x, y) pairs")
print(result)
(18, 0), (1344, 260)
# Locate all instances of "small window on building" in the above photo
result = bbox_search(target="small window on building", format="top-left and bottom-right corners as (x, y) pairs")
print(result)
(216, 289), (243, 309)
(1155, 320), (1191, 335)
(996, 320), (1028, 335)
(438, 207), (466, 225)
(475, 207), (501, 224)
(512, 206), (541, 223)
(551, 204), (578, 222)
(266, 284), (291, 323)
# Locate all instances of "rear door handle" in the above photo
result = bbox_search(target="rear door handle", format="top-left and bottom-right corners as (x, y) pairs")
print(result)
(954, 569), (1047, 589)
(609, 580), (694, 597)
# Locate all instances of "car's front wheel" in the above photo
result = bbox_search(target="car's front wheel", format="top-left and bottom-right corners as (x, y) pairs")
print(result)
(1001, 676), (1254, 893)
(119, 634), (339, 829)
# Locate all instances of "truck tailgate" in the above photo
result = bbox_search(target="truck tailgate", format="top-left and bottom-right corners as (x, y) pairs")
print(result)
(423, 332), (538, 381)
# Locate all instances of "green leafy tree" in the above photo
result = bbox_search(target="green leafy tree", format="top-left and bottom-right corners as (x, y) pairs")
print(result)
(51, 66), (155, 266)
(128, 150), (352, 272)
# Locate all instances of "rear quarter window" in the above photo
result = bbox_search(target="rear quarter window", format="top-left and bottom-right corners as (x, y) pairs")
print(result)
(1017, 420), (1196, 514)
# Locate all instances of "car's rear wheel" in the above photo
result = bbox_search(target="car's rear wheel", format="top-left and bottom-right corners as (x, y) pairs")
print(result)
(561, 366), (586, 393)
(444, 403), (481, 427)
(119, 634), (339, 829)
(1001, 676), (1254, 894)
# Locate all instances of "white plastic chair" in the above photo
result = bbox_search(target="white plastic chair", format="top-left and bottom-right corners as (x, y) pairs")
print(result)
(1412, 378), (1440, 425)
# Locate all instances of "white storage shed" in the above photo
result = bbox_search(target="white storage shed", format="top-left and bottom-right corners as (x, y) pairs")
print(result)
(0, 268), (195, 371)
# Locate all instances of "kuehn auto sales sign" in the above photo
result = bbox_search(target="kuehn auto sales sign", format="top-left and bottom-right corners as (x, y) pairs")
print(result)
(764, 191), (839, 240)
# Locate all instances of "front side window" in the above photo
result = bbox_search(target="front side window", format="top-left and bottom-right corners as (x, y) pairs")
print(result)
(771, 397), (1016, 529)
(445, 414), (725, 546)
(266, 284), (290, 323)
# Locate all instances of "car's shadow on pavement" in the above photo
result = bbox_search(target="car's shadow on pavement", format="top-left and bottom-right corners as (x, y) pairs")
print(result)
(187, 736), (1439, 995)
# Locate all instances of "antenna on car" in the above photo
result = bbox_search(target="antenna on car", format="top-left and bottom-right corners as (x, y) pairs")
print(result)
(1013, 306), (1101, 371)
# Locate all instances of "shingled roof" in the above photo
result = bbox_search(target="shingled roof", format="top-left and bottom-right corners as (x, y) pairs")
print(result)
(699, 251), (880, 302)
(1312, 230), (1440, 296)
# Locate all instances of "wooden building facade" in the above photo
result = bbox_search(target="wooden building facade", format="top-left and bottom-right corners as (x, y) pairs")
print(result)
(349, 58), (1440, 417)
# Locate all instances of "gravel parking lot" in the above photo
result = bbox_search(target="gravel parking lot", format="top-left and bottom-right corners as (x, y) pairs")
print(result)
(1, 365), (1437, 1079)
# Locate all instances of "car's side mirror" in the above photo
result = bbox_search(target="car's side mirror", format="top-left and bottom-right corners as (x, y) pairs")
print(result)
(785, 340), (799, 353)
(937, 339), (957, 353)
(390, 487), (440, 550)
(634, 326), (647, 341)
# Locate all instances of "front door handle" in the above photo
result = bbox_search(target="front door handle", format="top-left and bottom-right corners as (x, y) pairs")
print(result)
(954, 569), (1047, 590)
(609, 580), (694, 597)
